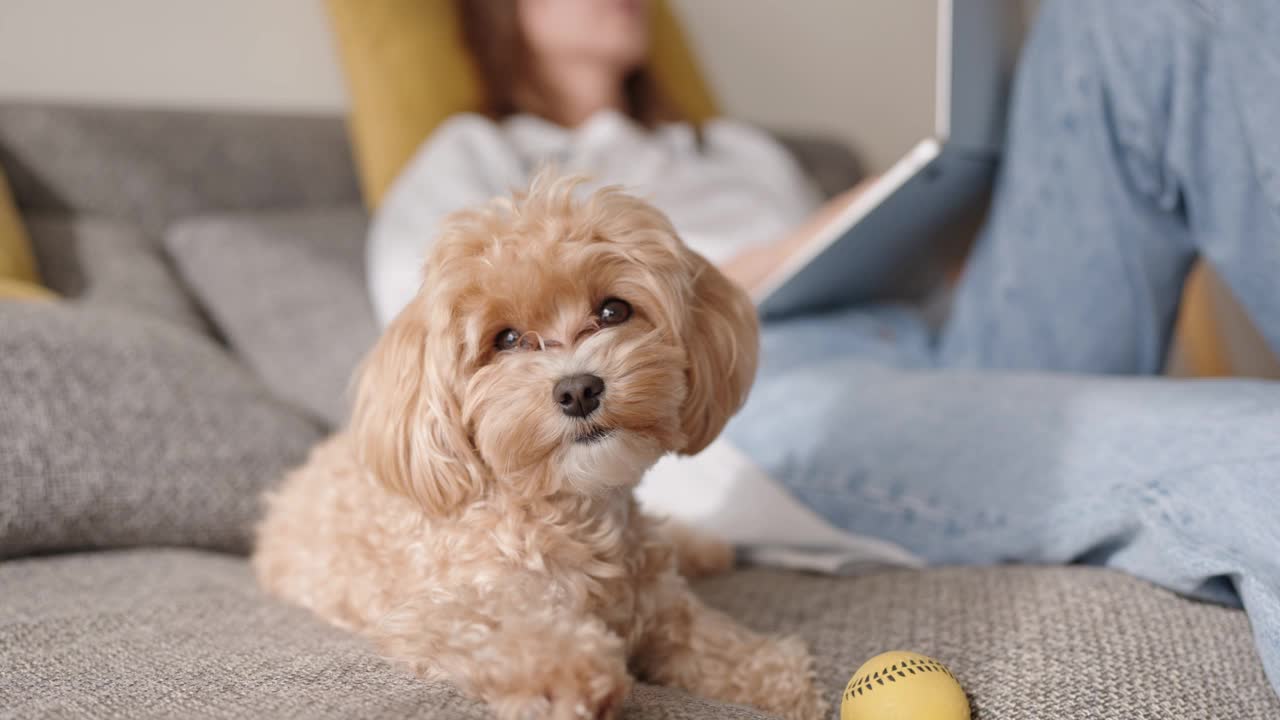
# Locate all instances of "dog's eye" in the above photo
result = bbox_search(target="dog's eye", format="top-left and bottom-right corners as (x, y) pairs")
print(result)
(598, 298), (632, 325)
(494, 328), (521, 351)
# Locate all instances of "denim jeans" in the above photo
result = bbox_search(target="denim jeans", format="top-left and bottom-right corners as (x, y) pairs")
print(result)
(726, 0), (1280, 693)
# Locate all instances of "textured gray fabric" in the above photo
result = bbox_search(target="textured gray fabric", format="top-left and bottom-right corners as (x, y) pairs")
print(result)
(0, 103), (362, 240)
(25, 214), (209, 335)
(0, 549), (773, 720)
(699, 566), (1280, 720)
(2, 551), (1275, 719)
(164, 208), (379, 427)
(0, 303), (321, 559)
(0, 103), (863, 239)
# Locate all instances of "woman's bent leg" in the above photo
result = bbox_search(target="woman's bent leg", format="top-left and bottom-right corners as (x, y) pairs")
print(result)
(941, 0), (1280, 371)
(725, 350), (1280, 688)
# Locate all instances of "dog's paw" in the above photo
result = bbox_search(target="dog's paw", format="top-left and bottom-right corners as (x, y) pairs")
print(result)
(665, 522), (735, 579)
(490, 653), (631, 720)
(740, 636), (827, 720)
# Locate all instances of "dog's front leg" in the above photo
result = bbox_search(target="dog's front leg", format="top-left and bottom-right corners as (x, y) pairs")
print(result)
(660, 519), (735, 580)
(372, 578), (631, 720)
(633, 576), (825, 720)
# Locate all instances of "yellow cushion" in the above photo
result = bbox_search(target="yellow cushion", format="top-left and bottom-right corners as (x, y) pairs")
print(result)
(1173, 262), (1231, 377)
(0, 169), (41, 286)
(325, 0), (718, 207)
(648, 2), (718, 125)
(0, 277), (56, 301)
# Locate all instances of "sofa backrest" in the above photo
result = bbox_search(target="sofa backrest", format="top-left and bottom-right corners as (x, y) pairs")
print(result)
(0, 101), (866, 242)
(0, 102), (362, 241)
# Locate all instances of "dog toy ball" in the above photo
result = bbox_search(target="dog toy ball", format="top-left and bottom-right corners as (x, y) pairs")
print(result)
(841, 650), (970, 720)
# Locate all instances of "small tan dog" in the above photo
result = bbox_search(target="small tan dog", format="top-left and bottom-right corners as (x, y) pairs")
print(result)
(254, 175), (822, 720)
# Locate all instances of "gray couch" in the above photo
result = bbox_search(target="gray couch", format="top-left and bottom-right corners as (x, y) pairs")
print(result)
(2, 102), (1277, 719)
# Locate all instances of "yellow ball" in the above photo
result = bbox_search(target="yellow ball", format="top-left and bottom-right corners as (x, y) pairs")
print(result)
(840, 651), (970, 720)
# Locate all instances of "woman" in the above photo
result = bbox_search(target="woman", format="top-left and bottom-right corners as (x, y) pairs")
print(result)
(371, 0), (1280, 692)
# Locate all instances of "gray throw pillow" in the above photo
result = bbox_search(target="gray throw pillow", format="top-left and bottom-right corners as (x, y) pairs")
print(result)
(0, 302), (322, 560)
(165, 208), (378, 428)
(26, 214), (210, 335)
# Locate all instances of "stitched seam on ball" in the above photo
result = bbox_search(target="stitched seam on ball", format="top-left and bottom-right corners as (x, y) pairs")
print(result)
(843, 658), (957, 700)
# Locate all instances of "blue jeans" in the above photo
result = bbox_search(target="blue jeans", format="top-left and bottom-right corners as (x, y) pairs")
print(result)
(727, 0), (1280, 693)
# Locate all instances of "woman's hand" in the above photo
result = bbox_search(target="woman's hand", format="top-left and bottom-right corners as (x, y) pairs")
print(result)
(720, 177), (879, 294)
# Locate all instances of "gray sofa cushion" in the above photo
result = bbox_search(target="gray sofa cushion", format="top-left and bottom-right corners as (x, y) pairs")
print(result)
(2, 550), (1275, 719)
(0, 303), (321, 559)
(715, 567), (1280, 719)
(0, 549), (773, 720)
(164, 208), (379, 427)
(0, 103), (862, 239)
(0, 103), (362, 240)
(26, 214), (209, 334)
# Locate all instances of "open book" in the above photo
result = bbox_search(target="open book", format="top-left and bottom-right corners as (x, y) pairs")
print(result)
(756, 0), (1023, 319)
(755, 139), (995, 319)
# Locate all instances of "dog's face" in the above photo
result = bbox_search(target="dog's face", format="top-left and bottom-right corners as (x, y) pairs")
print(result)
(351, 177), (758, 514)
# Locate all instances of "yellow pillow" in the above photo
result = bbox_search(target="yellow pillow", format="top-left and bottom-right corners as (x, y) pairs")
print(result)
(0, 277), (56, 301)
(325, 0), (718, 207)
(0, 169), (52, 300)
(1172, 262), (1225, 376)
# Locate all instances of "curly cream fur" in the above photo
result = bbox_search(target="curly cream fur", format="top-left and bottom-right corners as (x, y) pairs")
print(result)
(254, 175), (822, 720)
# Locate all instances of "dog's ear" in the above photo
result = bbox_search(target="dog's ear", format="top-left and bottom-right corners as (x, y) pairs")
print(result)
(677, 253), (759, 455)
(349, 294), (487, 515)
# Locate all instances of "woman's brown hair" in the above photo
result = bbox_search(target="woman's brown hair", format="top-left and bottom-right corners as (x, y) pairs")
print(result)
(454, 0), (682, 128)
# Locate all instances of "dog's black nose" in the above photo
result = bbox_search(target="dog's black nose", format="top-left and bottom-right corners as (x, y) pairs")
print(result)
(554, 374), (605, 418)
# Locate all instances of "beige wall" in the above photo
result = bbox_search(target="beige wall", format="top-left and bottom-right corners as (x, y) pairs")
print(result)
(0, 0), (348, 112)
(671, 0), (937, 172)
(0, 0), (948, 172)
